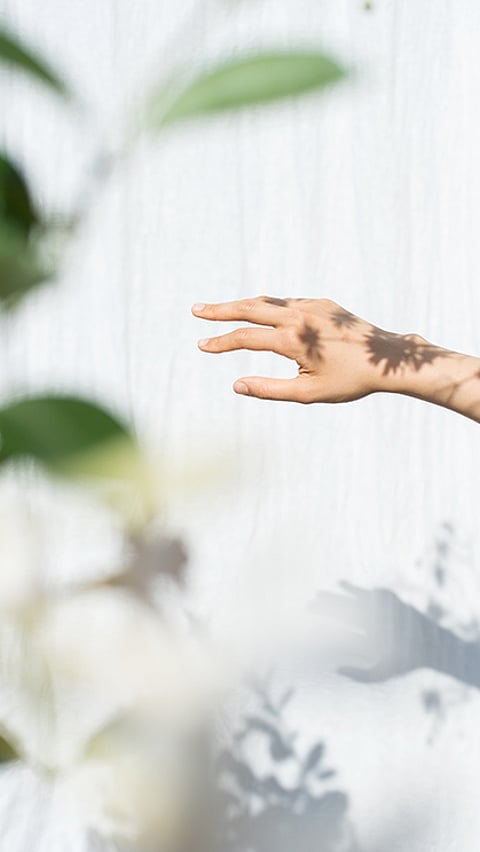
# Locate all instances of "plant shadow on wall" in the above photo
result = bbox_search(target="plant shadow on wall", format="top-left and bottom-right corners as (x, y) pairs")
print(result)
(313, 522), (480, 743)
(208, 675), (426, 852)
(213, 678), (360, 852)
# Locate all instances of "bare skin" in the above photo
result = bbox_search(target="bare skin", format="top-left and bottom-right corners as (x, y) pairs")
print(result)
(191, 296), (480, 424)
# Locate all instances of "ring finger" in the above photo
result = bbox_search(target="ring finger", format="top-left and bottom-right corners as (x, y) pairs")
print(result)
(198, 326), (293, 357)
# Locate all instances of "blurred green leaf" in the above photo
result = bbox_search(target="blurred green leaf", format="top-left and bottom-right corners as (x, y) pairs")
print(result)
(0, 395), (134, 469)
(0, 731), (19, 764)
(0, 153), (38, 237)
(0, 155), (53, 307)
(0, 222), (50, 306)
(149, 50), (345, 128)
(0, 27), (69, 97)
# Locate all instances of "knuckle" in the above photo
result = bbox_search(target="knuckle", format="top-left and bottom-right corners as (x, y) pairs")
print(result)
(254, 382), (270, 399)
(233, 327), (250, 344)
(404, 332), (426, 345)
(240, 300), (257, 315)
(319, 298), (338, 316)
(283, 326), (301, 349)
(289, 308), (306, 326)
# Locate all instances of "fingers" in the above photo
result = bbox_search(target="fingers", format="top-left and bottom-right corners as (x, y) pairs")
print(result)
(232, 376), (316, 403)
(198, 327), (290, 357)
(313, 590), (365, 629)
(339, 580), (368, 598)
(191, 298), (290, 327)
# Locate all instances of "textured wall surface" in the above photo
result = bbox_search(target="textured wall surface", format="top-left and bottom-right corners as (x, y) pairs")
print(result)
(0, 1), (479, 849)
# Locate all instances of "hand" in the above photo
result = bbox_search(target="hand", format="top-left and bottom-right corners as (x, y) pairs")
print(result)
(191, 296), (434, 403)
(314, 582), (480, 688)
(313, 582), (438, 683)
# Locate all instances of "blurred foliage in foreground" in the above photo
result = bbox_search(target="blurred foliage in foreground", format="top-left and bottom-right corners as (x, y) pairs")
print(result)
(0, 6), (350, 851)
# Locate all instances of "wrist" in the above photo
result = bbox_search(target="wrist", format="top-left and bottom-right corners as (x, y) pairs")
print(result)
(378, 333), (480, 420)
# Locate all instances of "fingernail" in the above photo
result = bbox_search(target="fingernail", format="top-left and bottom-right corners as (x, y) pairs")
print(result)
(198, 338), (210, 348)
(192, 303), (205, 313)
(234, 381), (249, 395)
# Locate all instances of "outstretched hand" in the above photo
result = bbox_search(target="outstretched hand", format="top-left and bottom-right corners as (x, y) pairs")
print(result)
(313, 582), (480, 687)
(314, 582), (436, 682)
(191, 296), (437, 403)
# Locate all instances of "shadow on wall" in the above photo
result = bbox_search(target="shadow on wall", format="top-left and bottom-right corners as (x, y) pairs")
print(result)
(212, 679), (426, 852)
(208, 522), (477, 852)
(87, 523), (472, 852)
(214, 679), (360, 852)
(312, 521), (480, 741)
(314, 583), (480, 688)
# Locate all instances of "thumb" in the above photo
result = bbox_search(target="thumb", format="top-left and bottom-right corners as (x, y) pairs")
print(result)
(233, 376), (313, 403)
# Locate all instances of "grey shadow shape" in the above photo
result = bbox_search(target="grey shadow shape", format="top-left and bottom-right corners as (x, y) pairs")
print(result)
(215, 683), (360, 852)
(314, 583), (480, 688)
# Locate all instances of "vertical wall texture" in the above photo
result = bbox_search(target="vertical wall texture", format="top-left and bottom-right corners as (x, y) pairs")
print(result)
(0, 1), (479, 849)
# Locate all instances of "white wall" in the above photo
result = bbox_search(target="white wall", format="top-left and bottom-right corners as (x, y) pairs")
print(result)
(0, 1), (480, 849)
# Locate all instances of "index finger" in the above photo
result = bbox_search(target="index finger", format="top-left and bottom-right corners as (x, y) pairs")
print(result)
(191, 297), (290, 327)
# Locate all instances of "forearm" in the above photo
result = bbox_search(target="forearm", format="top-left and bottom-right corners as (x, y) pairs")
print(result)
(383, 335), (480, 424)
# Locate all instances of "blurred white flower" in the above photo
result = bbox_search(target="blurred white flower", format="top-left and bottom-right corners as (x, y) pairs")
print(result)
(0, 495), (43, 614)
(0, 579), (226, 845)
(56, 707), (211, 849)
(37, 587), (224, 734)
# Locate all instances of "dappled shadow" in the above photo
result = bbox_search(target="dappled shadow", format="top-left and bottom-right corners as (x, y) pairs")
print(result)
(257, 297), (480, 411)
(329, 307), (360, 329)
(263, 297), (289, 307)
(364, 328), (448, 376)
(299, 324), (323, 360)
(213, 679), (360, 852)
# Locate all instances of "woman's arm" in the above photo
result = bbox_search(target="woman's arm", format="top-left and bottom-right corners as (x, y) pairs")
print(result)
(192, 296), (480, 423)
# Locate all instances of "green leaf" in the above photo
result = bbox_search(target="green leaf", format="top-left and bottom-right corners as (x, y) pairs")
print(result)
(0, 731), (19, 764)
(0, 156), (52, 307)
(0, 395), (133, 469)
(0, 27), (69, 97)
(0, 153), (38, 237)
(0, 222), (50, 306)
(149, 50), (346, 128)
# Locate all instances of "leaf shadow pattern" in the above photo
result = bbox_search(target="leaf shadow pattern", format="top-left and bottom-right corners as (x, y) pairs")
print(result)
(299, 324), (323, 360)
(263, 297), (289, 307)
(439, 366), (480, 409)
(414, 521), (480, 741)
(350, 324), (480, 420)
(364, 327), (452, 376)
(329, 308), (360, 330)
(213, 678), (360, 852)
